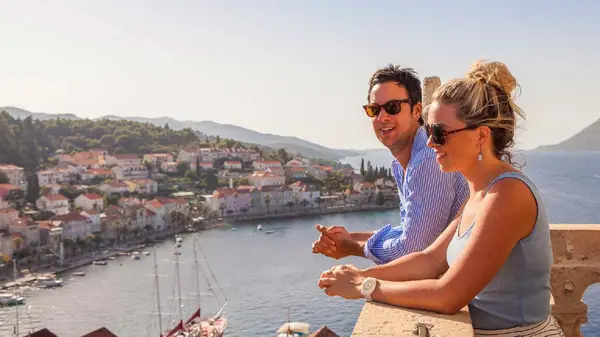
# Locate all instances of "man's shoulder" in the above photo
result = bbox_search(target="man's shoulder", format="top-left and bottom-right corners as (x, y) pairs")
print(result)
(409, 146), (441, 171)
(408, 148), (463, 182)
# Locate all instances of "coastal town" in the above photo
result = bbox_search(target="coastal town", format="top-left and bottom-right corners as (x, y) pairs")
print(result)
(0, 136), (399, 281)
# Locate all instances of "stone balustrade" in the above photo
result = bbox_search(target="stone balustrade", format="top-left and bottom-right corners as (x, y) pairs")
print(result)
(310, 224), (600, 337)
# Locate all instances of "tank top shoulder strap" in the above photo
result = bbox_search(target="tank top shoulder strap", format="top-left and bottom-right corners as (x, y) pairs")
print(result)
(484, 171), (537, 196)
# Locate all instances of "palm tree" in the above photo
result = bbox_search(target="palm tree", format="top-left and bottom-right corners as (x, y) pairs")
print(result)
(264, 194), (271, 213)
(113, 221), (122, 245)
(219, 203), (226, 218)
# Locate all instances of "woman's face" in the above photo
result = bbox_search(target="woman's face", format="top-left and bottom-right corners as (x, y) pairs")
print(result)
(425, 102), (481, 172)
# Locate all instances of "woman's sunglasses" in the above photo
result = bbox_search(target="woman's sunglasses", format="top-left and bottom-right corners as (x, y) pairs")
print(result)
(425, 123), (478, 146)
(363, 99), (411, 118)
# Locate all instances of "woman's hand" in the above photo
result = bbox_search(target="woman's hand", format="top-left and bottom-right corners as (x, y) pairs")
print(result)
(318, 264), (366, 299)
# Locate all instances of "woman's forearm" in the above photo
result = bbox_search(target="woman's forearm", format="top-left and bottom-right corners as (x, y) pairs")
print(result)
(362, 251), (444, 282)
(370, 278), (460, 315)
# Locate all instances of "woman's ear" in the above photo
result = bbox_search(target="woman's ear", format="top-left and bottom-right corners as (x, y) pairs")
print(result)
(478, 125), (492, 144)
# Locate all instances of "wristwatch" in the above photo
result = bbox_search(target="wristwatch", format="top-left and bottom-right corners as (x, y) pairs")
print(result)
(360, 277), (378, 300)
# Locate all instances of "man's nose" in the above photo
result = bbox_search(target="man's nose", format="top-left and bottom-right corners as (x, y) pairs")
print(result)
(375, 109), (392, 123)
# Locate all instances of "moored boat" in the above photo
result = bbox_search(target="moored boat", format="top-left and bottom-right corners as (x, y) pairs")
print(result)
(37, 276), (63, 288)
(276, 322), (310, 337)
(154, 235), (228, 337)
(0, 293), (25, 306)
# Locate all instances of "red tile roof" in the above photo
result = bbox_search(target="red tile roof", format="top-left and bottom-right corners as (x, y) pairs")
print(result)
(0, 184), (20, 191)
(82, 193), (103, 200)
(112, 154), (139, 160)
(42, 194), (68, 201)
(51, 211), (90, 222)
(0, 208), (18, 214)
(25, 328), (59, 337)
(80, 327), (118, 337)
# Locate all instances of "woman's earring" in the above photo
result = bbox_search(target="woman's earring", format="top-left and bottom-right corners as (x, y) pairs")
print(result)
(477, 145), (483, 162)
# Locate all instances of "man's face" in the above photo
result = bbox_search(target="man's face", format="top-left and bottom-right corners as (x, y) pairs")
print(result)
(368, 82), (421, 153)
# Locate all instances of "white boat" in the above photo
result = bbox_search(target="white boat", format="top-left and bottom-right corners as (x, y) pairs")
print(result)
(277, 322), (310, 337)
(132, 251), (141, 260)
(231, 228), (236, 231)
(37, 276), (63, 288)
(72, 271), (86, 277)
(143, 251), (150, 256)
(93, 260), (108, 265)
(257, 224), (263, 231)
(0, 293), (25, 306)
(176, 235), (184, 244)
(266, 230), (275, 234)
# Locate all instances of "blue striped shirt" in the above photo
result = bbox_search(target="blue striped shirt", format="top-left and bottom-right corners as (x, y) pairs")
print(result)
(364, 127), (469, 264)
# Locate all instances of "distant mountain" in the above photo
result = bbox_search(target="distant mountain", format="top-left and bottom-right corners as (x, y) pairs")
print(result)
(535, 118), (600, 152)
(1, 106), (80, 121)
(1, 107), (361, 161)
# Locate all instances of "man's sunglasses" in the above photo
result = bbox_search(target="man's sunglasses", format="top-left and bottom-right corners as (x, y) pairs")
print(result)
(425, 123), (478, 146)
(363, 99), (411, 118)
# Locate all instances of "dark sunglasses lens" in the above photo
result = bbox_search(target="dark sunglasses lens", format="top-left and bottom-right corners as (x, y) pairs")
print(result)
(364, 105), (380, 117)
(382, 101), (401, 115)
(432, 125), (445, 145)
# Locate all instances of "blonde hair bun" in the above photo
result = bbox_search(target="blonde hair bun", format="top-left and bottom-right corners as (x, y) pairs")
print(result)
(467, 60), (517, 95)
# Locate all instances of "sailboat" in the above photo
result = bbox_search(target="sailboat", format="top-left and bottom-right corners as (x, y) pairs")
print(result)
(155, 236), (228, 337)
(276, 309), (310, 337)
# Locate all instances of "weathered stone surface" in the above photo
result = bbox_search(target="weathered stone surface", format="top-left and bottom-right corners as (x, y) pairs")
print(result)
(351, 302), (473, 336)
(422, 76), (441, 109)
(550, 224), (600, 337)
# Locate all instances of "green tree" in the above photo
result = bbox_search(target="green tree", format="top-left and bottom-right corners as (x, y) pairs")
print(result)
(360, 158), (365, 176)
(195, 156), (201, 177)
(204, 169), (219, 191)
(0, 172), (8, 184)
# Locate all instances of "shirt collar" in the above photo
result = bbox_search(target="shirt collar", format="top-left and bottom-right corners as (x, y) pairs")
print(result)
(391, 126), (428, 171)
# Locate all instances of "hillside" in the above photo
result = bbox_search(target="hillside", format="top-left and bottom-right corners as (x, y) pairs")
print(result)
(1, 107), (360, 161)
(1, 106), (80, 121)
(535, 118), (600, 152)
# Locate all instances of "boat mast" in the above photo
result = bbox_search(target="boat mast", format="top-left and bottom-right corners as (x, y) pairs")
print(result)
(175, 246), (183, 322)
(153, 246), (163, 336)
(13, 259), (19, 337)
(192, 236), (201, 310)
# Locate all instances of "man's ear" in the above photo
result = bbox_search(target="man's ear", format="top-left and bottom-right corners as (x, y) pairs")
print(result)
(412, 102), (423, 123)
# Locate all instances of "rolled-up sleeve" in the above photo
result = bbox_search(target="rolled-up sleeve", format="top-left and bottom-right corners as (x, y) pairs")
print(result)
(363, 157), (456, 264)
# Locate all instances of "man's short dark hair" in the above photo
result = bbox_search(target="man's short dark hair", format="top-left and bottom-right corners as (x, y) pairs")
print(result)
(367, 64), (423, 124)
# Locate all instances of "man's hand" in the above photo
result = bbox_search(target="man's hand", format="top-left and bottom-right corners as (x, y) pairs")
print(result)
(312, 224), (361, 260)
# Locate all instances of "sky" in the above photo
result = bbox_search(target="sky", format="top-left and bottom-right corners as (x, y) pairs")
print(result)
(1, 0), (598, 151)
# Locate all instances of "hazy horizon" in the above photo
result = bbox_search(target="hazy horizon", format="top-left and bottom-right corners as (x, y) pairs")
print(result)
(2, 1), (598, 151)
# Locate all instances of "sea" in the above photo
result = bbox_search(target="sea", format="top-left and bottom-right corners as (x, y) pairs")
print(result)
(0, 151), (598, 337)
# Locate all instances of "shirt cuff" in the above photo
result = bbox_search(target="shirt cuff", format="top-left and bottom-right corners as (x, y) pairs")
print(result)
(364, 224), (392, 264)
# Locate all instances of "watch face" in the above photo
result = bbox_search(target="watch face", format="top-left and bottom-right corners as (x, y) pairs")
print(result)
(363, 279), (375, 291)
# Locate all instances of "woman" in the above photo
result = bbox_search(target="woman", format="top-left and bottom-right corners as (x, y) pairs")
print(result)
(318, 61), (564, 336)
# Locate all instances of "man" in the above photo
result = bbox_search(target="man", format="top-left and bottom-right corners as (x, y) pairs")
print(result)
(312, 65), (469, 264)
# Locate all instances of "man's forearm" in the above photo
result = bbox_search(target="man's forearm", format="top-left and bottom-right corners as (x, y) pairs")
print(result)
(350, 231), (375, 242)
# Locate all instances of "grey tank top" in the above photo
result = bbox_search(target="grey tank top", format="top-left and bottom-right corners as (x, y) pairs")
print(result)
(446, 172), (553, 330)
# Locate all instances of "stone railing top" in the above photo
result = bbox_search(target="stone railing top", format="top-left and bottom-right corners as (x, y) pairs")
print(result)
(351, 302), (472, 337)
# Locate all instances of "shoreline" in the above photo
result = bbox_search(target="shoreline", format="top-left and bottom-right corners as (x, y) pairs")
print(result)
(0, 203), (397, 289)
